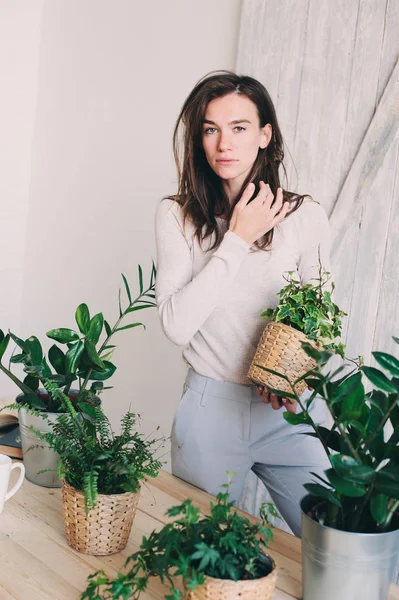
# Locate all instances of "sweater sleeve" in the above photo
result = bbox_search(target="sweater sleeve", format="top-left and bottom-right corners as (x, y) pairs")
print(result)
(155, 200), (250, 346)
(294, 200), (332, 285)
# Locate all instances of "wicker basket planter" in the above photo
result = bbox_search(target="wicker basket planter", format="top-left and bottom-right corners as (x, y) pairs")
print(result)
(185, 556), (278, 600)
(248, 321), (317, 397)
(62, 481), (140, 556)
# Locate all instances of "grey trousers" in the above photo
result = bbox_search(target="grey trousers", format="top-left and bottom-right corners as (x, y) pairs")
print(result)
(171, 368), (330, 537)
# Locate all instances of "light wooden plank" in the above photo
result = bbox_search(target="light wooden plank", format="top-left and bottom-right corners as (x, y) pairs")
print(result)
(376, 0), (399, 104)
(372, 141), (399, 356)
(342, 139), (398, 362)
(330, 55), (399, 244)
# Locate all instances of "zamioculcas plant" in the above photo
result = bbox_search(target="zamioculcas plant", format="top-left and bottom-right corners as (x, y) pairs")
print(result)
(0, 263), (157, 411)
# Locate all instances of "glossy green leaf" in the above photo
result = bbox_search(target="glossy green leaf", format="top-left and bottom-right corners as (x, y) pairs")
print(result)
(76, 303), (90, 335)
(325, 469), (366, 497)
(263, 387), (297, 400)
(87, 313), (104, 345)
(362, 366), (397, 393)
(23, 374), (39, 392)
(9, 353), (26, 364)
(115, 323), (145, 332)
(41, 357), (52, 378)
(329, 454), (375, 483)
(66, 341), (84, 373)
(47, 328), (79, 344)
(303, 483), (342, 507)
(22, 392), (46, 410)
(81, 360), (116, 381)
(138, 264), (143, 294)
(122, 273), (132, 304)
(253, 364), (290, 383)
(283, 411), (312, 425)
(370, 494), (389, 524)
(48, 344), (66, 375)
(25, 336), (43, 365)
(0, 333), (10, 361)
(372, 352), (399, 377)
(104, 320), (112, 337)
(84, 339), (105, 370)
(125, 305), (154, 314)
(9, 332), (30, 353)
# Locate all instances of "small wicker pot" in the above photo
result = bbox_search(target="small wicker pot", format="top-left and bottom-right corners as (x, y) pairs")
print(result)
(185, 556), (277, 600)
(248, 321), (317, 397)
(61, 481), (140, 556)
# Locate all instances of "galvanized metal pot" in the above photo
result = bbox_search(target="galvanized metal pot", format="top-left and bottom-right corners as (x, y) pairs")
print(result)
(18, 406), (62, 488)
(301, 494), (399, 600)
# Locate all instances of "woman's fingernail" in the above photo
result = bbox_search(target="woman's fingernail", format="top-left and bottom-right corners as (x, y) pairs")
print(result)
(282, 398), (287, 404)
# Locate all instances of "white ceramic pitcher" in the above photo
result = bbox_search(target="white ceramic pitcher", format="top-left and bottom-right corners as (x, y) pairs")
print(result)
(0, 455), (25, 513)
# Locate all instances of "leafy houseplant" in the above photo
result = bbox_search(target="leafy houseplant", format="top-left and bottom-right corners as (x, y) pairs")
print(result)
(258, 339), (399, 600)
(38, 379), (163, 556)
(247, 265), (346, 396)
(0, 264), (157, 487)
(81, 474), (279, 600)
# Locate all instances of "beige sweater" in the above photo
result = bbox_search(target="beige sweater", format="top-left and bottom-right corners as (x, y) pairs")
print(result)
(155, 199), (331, 384)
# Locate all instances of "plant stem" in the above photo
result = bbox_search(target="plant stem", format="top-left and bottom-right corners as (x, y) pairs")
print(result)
(383, 499), (399, 531)
(350, 482), (375, 532)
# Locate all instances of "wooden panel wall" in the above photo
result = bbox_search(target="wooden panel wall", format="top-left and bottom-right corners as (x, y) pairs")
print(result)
(236, 0), (399, 528)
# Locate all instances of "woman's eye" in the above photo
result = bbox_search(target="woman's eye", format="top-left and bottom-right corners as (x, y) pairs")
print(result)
(204, 127), (217, 134)
(234, 126), (246, 132)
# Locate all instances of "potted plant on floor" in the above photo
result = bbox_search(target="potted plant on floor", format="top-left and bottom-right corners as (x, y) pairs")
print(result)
(248, 263), (346, 396)
(257, 339), (399, 600)
(0, 264), (157, 487)
(80, 472), (279, 599)
(37, 378), (163, 556)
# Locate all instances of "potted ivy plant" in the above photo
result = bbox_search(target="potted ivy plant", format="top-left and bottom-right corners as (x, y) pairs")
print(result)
(37, 378), (163, 556)
(0, 264), (156, 487)
(248, 264), (346, 396)
(257, 339), (399, 600)
(80, 473), (279, 599)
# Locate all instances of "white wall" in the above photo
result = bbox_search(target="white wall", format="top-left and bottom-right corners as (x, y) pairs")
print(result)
(1, 0), (242, 466)
(0, 1), (44, 397)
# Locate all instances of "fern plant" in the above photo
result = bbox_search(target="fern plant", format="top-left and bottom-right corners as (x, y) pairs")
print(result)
(261, 265), (346, 358)
(37, 380), (163, 508)
(81, 473), (277, 600)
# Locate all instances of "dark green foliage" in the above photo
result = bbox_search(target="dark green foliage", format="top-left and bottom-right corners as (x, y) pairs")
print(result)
(81, 474), (276, 600)
(260, 266), (346, 357)
(258, 339), (399, 533)
(38, 380), (163, 509)
(0, 263), (156, 412)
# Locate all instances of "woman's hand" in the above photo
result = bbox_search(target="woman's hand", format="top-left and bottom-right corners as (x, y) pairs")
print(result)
(256, 386), (298, 414)
(229, 181), (290, 245)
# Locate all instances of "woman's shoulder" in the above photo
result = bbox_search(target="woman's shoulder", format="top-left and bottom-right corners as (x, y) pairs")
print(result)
(155, 197), (184, 222)
(289, 198), (329, 230)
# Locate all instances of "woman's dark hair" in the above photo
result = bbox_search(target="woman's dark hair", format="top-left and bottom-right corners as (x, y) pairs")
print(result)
(169, 70), (307, 251)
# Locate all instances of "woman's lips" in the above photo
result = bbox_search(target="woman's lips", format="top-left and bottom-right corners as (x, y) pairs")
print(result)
(216, 159), (238, 164)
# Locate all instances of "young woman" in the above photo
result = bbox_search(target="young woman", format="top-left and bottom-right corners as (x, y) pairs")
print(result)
(155, 71), (330, 536)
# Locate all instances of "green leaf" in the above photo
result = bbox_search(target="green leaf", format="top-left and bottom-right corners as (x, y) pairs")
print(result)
(48, 344), (66, 375)
(104, 320), (112, 337)
(138, 264), (143, 294)
(75, 304), (90, 335)
(303, 483), (342, 507)
(372, 352), (399, 377)
(125, 305), (154, 314)
(40, 357), (52, 378)
(0, 333), (10, 361)
(329, 454), (375, 483)
(65, 340), (84, 373)
(370, 494), (389, 525)
(82, 361), (116, 381)
(122, 273), (132, 304)
(115, 323), (145, 333)
(9, 353), (26, 364)
(87, 313), (104, 345)
(25, 336), (43, 365)
(325, 469), (366, 497)
(253, 364), (290, 383)
(283, 411), (312, 425)
(393, 336), (399, 345)
(9, 332), (30, 353)
(362, 366), (397, 393)
(22, 392), (46, 410)
(84, 339), (105, 370)
(47, 328), (79, 344)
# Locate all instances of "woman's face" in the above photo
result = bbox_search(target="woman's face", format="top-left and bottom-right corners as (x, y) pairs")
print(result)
(201, 93), (271, 189)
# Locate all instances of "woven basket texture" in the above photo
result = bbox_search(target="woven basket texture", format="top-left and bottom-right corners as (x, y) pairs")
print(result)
(185, 560), (277, 600)
(62, 481), (140, 555)
(248, 321), (317, 396)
